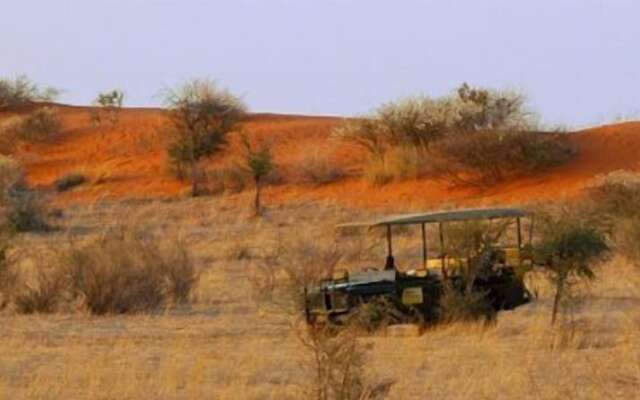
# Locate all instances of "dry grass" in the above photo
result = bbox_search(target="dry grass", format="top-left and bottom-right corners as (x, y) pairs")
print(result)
(0, 197), (638, 399)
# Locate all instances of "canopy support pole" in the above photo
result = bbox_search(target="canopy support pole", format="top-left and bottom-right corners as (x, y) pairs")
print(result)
(439, 222), (447, 278)
(421, 223), (427, 269)
(386, 224), (393, 257)
(516, 217), (522, 249)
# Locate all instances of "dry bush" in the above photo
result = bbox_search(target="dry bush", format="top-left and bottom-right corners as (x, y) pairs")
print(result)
(432, 130), (573, 186)
(586, 171), (640, 266)
(13, 265), (68, 314)
(363, 145), (427, 186)
(335, 84), (533, 158)
(250, 236), (391, 400)
(334, 84), (572, 187)
(54, 172), (87, 192)
(0, 75), (59, 108)
(294, 151), (347, 186)
(251, 237), (342, 315)
(11, 227), (196, 314)
(61, 229), (196, 314)
(0, 155), (25, 196)
(4, 106), (62, 143)
(297, 324), (394, 400)
(206, 164), (249, 194)
(0, 232), (17, 310)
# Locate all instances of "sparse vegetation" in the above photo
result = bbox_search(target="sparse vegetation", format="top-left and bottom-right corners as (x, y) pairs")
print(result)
(90, 89), (125, 127)
(2, 106), (63, 143)
(0, 75), (59, 109)
(164, 78), (247, 195)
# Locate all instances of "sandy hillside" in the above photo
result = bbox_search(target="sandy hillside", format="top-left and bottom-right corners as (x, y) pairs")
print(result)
(2, 104), (640, 208)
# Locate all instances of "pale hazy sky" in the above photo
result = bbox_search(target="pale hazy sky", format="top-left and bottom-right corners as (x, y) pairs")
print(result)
(2, 0), (639, 126)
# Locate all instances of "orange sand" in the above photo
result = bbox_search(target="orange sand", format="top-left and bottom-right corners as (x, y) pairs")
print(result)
(2, 104), (639, 210)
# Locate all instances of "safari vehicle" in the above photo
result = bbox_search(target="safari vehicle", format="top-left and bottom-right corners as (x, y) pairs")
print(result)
(304, 208), (532, 325)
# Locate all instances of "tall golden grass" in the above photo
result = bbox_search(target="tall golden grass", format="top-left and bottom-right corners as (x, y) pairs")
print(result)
(0, 197), (637, 399)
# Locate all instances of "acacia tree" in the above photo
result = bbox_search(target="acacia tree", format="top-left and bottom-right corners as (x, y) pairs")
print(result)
(164, 79), (247, 196)
(241, 133), (273, 216)
(533, 209), (609, 325)
(90, 89), (125, 127)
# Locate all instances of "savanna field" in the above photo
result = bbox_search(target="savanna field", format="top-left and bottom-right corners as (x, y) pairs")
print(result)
(1, 99), (640, 399)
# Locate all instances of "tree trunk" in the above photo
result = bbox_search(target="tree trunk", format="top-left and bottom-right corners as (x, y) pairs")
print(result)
(254, 177), (261, 216)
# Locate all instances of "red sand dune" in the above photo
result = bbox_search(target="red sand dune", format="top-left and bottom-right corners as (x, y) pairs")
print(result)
(2, 104), (639, 209)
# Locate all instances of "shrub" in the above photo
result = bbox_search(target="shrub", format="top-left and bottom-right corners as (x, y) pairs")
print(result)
(7, 106), (62, 143)
(13, 266), (67, 314)
(362, 145), (427, 185)
(586, 171), (640, 266)
(333, 83), (570, 187)
(0, 156), (25, 196)
(333, 83), (535, 158)
(3, 188), (49, 233)
(13, 227), (197, 315)
(0, 157), (49, 233)
(0, 75), (59, 108)
(587, 170), (640, 219)
(298, 324), (394, 400)
(61, 229), (196, 314)
(432, 130), (573, 186)
(0, 232), (17, 310)
(207, 165), (248, 194)
(54, 173), (87, 192)
(295, 151), (347, 186)
(90, 89), (125, 127)
(164, 79), (247, 196)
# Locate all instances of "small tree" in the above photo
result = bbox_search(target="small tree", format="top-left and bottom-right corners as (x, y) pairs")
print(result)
(90, 89), (125, 127)
(241, 133), (273, 216)
(533, 209), (609, 325)
(164, 79), (247, 195)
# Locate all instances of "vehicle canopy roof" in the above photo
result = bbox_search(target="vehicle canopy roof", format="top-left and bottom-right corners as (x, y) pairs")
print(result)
(337, 207), (527, 229)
